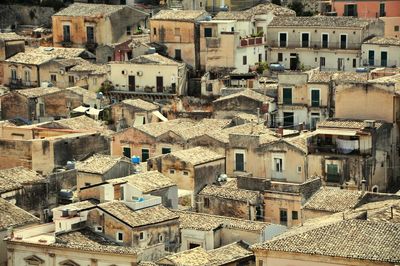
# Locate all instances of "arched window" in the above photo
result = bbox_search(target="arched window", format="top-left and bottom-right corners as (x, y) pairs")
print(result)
(372, 185), (379, 193)
(24, 69), (31, 83)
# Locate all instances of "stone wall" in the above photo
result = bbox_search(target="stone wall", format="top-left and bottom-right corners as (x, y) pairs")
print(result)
(0, 5), (55, 29)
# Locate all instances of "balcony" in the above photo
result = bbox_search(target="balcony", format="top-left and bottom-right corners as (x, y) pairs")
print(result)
(268, 40), (361, 50)
(239, 37), (264, 47)
(308, 138), (361, 155)
(124, 195), (162, 210)
(362, 59), (397, 68)
(9, 78), (38, 88)
(61, 40), (73, 47)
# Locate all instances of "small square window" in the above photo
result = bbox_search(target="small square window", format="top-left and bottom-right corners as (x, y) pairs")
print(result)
(139, 231), (146, 240)
(174, 28), (180, 36)
(153, 27), (157, 35)
(117, 232), (124, 242)
(243, 56), (247, 65)
(204, 198), (210, 208)
(126, 26), (131, 35)
(278, 53), (283, 62)
(51, 74), (57, 82)
(183, 171), (189, 176)
(162, 147), (171, 154)
(394, 25), (399, 32)
(169, 169), (175, 174)
(292, 211), (299, 220)
(84, 182), (91, 187)
(297, 166), (302, 173)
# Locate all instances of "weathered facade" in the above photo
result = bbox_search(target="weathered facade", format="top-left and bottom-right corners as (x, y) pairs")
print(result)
(0, 33), (25, 85)
(361, 37), (400, 67)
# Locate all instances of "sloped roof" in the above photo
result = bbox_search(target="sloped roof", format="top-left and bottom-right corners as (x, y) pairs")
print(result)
(121, 99), (159, 111)
(54, 3), (126, 17)
(0, 32), (25, 41)
(199, 184), (260, 203)
(6, 47), (86, 65)
(76, 154), (126, 174)
(16, 87), (62, 98)
(269, 16), (374, 28)
(364, 36), (400, 46)
(0, 198), (39, 231)
(151, 10), (208, 21)
(252, 219), (400, 264)
(208, 241), (253, 265)
(0, 167), (46, 193)
(215, 3), (295, 20)
(317, 118), (384, 130)
(166, 147), (225, 165)
(213, 89), (273, 103)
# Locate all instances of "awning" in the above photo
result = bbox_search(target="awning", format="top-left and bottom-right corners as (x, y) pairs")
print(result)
(72, 106), (89, 113)
(152, 110), (168, 122)
(314, 128), (358, 136)
(86, 108), (102, 116)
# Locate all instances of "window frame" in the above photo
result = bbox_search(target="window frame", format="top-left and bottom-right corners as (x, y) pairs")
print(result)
(234, 149), (246, 172)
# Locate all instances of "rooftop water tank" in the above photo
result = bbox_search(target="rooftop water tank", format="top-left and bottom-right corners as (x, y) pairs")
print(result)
(131, 156), (140, 164)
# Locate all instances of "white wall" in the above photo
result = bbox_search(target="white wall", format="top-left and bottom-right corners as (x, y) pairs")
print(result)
(361, 43), (400, 67)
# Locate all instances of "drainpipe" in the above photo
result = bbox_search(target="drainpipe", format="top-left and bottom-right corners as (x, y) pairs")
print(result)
(37, 65), (40, 87)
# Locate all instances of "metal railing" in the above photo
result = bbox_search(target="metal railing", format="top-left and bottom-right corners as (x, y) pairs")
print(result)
(268, 40), (361, 50)
(9, 78), (38, 88)
(361, 59), (398, 68)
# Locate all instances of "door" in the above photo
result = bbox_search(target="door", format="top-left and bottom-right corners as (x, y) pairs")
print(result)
(311, 90), (320, 107)
(86, 26), (94, 43)
(156, 76), (163, 93)
(283, 112), (294, 127)
(141, 149), (149, 162)
(63, 25), (71, 42)
(381, 51), (388, 67)
(235, 152), (245, 172)
(322, 34), (328, 48)
(301, 33), (309, 48)
(327, 164), (339, 183)
(290, 56), (298, 70)
(123, 147), (131, 158)
(337, 58), (344, 71)
(279, 209), (288, 226)
(368, 50), (375, 66)
(340, 35), (347, 49)
(128, 76), (135, 91)
(279, 33), (287, 47)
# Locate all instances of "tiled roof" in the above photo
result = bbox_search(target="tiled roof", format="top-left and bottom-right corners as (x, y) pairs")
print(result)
(107, 171), (175, 193)
(54, 3), (126, 17)
(0, 32), (25, 41)
(308, 70), (370, 83)
(215, 3), (294, 20)
(158, 247), (210, 266)
(52, 200), (96, 212)
(176, 210), (271, 232)
(199, 184), (260, 203)
(53, 228), (139, 255)
(17, 87), (62, 98)
(0, 167), (45, 193)
(303, 187), (362, 212)
(213, 89), (273, 103)
(121, 99), (159, 111)
(69, 60), (108, 75)
(39, 115), (112, 134)
(151, 10), (208, 21)
(205, 123), (275, 144)
(252, 219), (400, 263)
(167, 147), (225, 165)
(368, 73), (400, 85)
(0, 198), (39, 231)
(283, 132), (315, 153)
(129, 53), (182, 65)
(354, 198), (400, 224)
(208, 241), (253, 265)
(76, 154), (126, 174)
(269, 16), (373, 28)
(317, 118), (384, 130)
(98, 202), (178, 228)
(6, 47), (86, 65)
(364, 36), (400, 46)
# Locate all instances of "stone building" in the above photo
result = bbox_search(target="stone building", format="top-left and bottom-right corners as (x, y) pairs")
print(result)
(76, 153), (134, 190)
(266, 16), (384, 71)
(147, 146), (226, 207)
(0, 33), (25, 84)
(52, 3), (149, 53)
(0, 198), (39, 266)
(361, 37), (400, 67)
(149, 10), (209, 70)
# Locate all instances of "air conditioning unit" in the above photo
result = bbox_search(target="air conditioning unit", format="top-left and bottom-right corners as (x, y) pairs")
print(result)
(137, 71), (143, 76)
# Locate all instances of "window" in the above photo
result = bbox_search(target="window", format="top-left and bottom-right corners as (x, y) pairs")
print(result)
(353, 58), (357, 68)
(292, 211), (299, 220)
(199, 1), (203, 7)
(158, 233), (164, 242)
(84, 182), (91, 187)
(96, 226), (103, 232)
(141, 148), (149, 162)
(139, 231), (146, 240)
(327, 163), (340, 183)
(311, 89), (320, 107)
(204, 197), (210, 208)
(320, 57), (325, 67)
(231, 27), (235, 32)
(340, 34), (347, 49)
(68, 75), (75, 86)
(174, 27), (180, 36)
(282, 87), (292, 104)
(274, 157), (283, 172)
(125, 26), (131, 36)
(183, 171), (189, 176)
(368, 50), (375, 66)
(321, 33), (328, 48)
(11, 68), (17, 80)
(51, 74), (57, 82)
(379, 2), (385, 17)
(344, 4), (357, 16)
(381, 51), (388, 67)
(243, 55), (247, 65)
(280, 209), (288, 226)
(116, 232), (124, 242)
(258, 260), (264, 266)
(169, 169), (175, 174)
(283, 112), (294, 127)
(235, 151), (245, 171)
(279, 32), (287, 47)
(39, 103), (45, 117)
(206, 83), (212, 92)
(63, 25), (71, 42)
(278, 52), (283, 62)
(153, 27), (157, 35)
(258, 53), (262, 63)
(123, 147), (131, 158)
(162, 147), (171, 154)
(175, 49), (182, 60)
(86, 26), (95, 43)
(297, 166), (302, 173)
(24, 70), (30, 82)
(395, 25), (400, 32)
(301, 32), (309, 48)
(107, 56), (112, 62)
(204, 27), (212, 37)
(189, 243), (200, 249)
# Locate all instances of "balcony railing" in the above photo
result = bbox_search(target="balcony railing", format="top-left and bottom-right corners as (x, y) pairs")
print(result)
(268, 40), (361, 50)
(240, 37), (264, 47)
(362, 59), (397, 68)
(308, 141), (360, 155)
(9, 78), (38, 88)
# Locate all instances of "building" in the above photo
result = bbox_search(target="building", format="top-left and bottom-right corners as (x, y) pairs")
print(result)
(380, 17), (400, 38)
(76, 153), (134, 190)
(0, 33), (25, 84)
(176, 210), (286, 251)
(110, 118), (231, 160)
(361, 36), (400, 67)
(276, 71), (334, 129)
(330, 0), (400, 18)
(0, 87), (84, 122)
(52, 3), (149, 53)
(149, 10), (209, 70)
(148, 146), (225, 207)
(109, 53), (187, 96)
(79, 170), (178, 209)
(266, 16), (384, 71)
(111, 99), (161, 131)
(212, 89), (276, 124)
(3, 47), (95, 88)
(307, 119), (394, 191)
(252, 219), (400, 266)
(95, 201), (180, 252)
(156, 241), (255, 266)
(197, 181), (264, 220)
(0, 198), (39, 266)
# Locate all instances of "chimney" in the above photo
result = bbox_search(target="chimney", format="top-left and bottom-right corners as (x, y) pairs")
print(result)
(361, 179), (366, 196)
(298, 122), (304, 132)
(277, 126), (284, 137)
(250, 119), (254, 134)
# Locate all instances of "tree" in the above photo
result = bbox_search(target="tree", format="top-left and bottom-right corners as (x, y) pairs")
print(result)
(271, 0), (281, 6)
(288, 1), (304, 16)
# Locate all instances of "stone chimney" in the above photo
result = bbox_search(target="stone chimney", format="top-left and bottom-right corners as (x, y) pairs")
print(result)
(277, 126), (284, 137)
